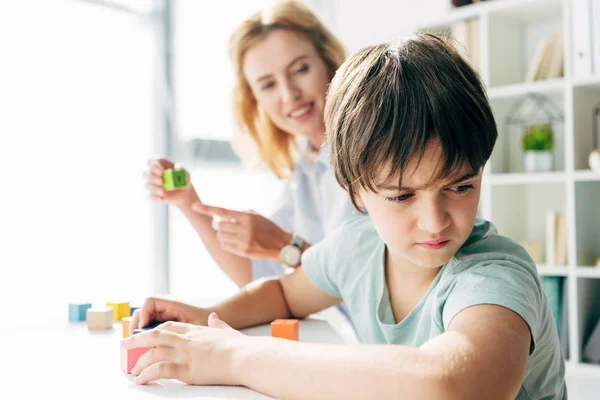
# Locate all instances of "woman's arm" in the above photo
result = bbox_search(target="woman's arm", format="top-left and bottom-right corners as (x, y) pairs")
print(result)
(233, 304), (530, 400)
(178, 201), (253, 287)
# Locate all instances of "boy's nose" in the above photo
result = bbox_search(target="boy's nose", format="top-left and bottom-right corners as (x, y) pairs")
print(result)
(417, 199), (450, 234)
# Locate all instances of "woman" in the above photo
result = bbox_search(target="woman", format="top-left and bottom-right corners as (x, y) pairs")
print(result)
(144, 1), (354, 291)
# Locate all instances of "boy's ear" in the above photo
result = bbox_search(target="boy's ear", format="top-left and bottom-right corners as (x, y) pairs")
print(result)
(353, 192), (366, 209)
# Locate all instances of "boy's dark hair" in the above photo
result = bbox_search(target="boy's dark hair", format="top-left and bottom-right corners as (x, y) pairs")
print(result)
(325, 33), (497, 211)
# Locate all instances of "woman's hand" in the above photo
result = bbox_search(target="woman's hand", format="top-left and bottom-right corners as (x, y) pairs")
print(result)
(122, 313), (249, 386)
(130, 297), (211, 334)
(144, 158), (200, 209)
(192, 204), (291, 262)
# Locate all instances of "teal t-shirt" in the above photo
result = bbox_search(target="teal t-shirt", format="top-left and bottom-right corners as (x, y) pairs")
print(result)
(303, 212), (566, 400)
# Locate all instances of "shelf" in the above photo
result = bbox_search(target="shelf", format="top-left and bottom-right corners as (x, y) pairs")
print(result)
(419, 0), (563, 30)
(487, 172), (566, 185)
(573, 363), (600, 374)
(573, 76), (600, 88)
(537, 265), (569, 277)
(574, 171), (600, 182)
(576, 267), (600, 279)
(487, 78), (565, 100)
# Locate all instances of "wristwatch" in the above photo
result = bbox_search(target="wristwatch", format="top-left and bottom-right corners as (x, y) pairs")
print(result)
(279, 234), (305, 268)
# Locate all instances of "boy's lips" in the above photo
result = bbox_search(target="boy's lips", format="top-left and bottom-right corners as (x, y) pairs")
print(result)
(417, 239), (450, 250)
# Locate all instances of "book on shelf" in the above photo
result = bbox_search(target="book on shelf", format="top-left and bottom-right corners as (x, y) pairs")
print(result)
(450, 18), (480, 73)
(526, 30), (564, 82)
(545, 209), (567, 266)
(541, 277), (563, 340)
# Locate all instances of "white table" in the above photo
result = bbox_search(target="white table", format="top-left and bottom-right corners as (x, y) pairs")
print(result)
(6, 308), (344, 399)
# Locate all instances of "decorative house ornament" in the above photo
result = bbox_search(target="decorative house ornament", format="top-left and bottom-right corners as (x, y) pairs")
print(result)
(505, 93), (564, 173)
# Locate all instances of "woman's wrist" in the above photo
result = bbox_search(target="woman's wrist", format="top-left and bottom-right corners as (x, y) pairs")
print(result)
(270, 230), (293, 262)
(176, 189), (201, 213)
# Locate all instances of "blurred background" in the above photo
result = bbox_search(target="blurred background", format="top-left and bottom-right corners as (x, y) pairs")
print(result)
(2, 0), (600, 396)
(1, 0), (450, 310)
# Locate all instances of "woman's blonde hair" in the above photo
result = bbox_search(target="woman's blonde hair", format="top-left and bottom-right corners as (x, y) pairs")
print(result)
(229, 0), (346, 179)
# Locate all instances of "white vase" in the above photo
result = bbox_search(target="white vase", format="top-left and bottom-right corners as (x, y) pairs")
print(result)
(523, 151), (553, 173)
(589, 149), (600, 174)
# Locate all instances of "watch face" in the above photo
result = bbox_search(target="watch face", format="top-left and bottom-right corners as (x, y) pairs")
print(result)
(280, 244), (301, 266)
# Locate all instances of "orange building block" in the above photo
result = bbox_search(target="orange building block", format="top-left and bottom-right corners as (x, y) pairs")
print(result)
(122, 316), (133, 338)
(120, 346), (152, 374)
(270, 319), (299, 341)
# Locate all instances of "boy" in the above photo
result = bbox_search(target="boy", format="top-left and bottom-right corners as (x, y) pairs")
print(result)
(123, 34), (566, 399)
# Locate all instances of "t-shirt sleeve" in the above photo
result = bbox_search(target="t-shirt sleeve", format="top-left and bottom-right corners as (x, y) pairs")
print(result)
(301, 229), (343, 299)
(442, 259), (543, 354)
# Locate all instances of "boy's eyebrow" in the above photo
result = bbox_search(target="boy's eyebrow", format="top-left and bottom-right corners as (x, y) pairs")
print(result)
(255, 55), (309, 83)
(376, 171), (479, 191)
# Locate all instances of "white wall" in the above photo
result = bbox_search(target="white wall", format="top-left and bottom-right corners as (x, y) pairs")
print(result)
(332, 0), (451, 53)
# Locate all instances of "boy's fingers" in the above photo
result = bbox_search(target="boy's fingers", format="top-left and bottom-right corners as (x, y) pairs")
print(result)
(130, 310), (140, 335)
(135, 361), (183, 385)
(131, 347), (176, 376)
(155, 321), (198, 335)
(121, 329), (184, 350)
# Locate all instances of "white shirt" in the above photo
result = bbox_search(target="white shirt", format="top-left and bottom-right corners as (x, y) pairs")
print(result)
(251, 143), (356, 280)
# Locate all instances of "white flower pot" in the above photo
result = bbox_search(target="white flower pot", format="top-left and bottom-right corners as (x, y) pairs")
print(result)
(523, 151), (553, 173)
(589, 149), (600, 174)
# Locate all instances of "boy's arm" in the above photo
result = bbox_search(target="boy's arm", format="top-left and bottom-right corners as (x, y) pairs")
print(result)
(234, 304), (530, 400)
(209, 267), (341, 330)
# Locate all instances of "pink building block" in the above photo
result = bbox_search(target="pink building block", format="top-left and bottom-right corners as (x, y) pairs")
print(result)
(120, 346), (152, 374)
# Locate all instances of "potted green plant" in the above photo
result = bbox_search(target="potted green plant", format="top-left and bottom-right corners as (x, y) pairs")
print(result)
(522, 123), (554, 172)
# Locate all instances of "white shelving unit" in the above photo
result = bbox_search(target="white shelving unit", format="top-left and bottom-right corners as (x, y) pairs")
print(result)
(419, 0), (600, 395)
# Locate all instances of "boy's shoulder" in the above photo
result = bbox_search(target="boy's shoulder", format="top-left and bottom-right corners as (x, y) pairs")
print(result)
(449, 217), (537, 276)
(334, 211), (379, 242)
(310, 211), (380, 258)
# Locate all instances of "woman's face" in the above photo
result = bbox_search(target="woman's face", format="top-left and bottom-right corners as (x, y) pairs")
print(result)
(242, 29), (332, 141)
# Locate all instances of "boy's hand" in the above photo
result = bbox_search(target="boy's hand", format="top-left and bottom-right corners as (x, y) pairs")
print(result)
(130, 297), (210, 335)
(122, 313), (249, 386)
(144, 158), (199, 209)
(192, 204), (292, 262)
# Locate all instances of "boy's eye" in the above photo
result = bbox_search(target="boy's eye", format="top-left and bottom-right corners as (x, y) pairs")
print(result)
(296, 65), (309, 74)
(261, 82), (275, 90)
(450, 184), (474, 193)
(385, 193), (413, 203)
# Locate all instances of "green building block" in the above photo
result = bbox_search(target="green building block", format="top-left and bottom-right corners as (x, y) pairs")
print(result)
(162, 169), (187, 191)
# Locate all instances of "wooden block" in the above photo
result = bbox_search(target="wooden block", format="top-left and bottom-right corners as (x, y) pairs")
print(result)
(68, 303), (92, 322)
(162, 169), (187, 191)
(86, 307), (113, 330)
(122, 316), (133, 338)
(106, 302), (130, 321)
(271, 319), (299, 341)
(132, 320), (164, 335)
(120, 346), (152, 374)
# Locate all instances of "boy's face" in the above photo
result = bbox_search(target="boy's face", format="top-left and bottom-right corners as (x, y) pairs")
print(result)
(355, 140), (482, 270)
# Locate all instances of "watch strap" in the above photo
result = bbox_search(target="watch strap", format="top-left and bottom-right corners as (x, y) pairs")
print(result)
(290, 234), (304, 250)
